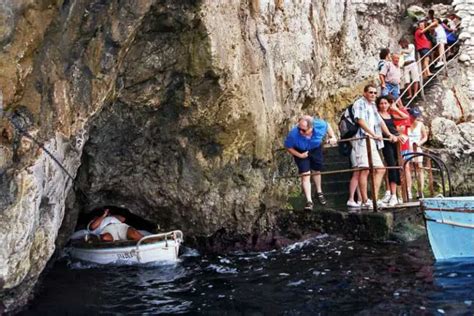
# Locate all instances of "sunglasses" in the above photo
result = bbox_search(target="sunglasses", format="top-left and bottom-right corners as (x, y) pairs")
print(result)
(368, 91), (377, 95)
(298, 127), (309, 133)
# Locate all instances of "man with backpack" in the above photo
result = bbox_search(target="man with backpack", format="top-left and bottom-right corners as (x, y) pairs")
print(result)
(349, 84), (397, 209)
(284, 115), (338, 210)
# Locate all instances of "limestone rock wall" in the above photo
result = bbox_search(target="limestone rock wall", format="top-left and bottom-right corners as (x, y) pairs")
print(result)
(0, 0), (461, 312)
(0, 0), (156, 310)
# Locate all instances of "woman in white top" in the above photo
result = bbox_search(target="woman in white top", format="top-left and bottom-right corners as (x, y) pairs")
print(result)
(433, 18), (447, 68)
(406, 108), (428, 199)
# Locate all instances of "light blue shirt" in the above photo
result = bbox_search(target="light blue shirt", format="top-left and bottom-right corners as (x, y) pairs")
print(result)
(353, 97), (384, 149)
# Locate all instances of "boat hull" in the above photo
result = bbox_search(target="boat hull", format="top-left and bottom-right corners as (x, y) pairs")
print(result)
(422, 197), (474, 261)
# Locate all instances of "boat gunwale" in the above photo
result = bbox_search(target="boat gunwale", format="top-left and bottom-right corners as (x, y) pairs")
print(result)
(423, 207), (474, 213)
(69, 239), (180, 252)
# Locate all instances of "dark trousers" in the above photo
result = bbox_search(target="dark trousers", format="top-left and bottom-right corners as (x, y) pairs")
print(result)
(382, 141), (401, 185)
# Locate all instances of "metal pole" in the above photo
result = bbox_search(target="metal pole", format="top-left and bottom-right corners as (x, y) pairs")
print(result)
(427, 157), (434, 196)
(396, 142), (407, 203)
(413, 144), (423, 198)
(443, 47), (448, 77)
(416, 51), (425, 101)
(366, 136), (378, 212)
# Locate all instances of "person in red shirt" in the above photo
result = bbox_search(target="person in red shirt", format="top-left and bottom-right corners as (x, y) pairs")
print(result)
(414, 20), (434, 78)
(391, 103), (413, 200)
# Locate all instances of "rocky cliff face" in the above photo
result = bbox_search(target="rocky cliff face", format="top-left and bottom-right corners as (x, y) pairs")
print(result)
(0, 0), (468, 312)
(413, 1), (474, 195)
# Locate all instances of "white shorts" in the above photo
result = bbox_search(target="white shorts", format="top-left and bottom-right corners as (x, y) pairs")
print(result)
(102, 223), (130, 241)
(404, 62), (420, 83)
(436, 35), (447, 45)
(350, 139), (384, 168)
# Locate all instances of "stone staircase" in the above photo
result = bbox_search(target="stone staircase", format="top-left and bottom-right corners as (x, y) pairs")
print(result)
(320, 146), (351, 209)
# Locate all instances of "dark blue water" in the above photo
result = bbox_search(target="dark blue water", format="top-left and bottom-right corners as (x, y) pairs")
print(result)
(23, 235), (473, 315)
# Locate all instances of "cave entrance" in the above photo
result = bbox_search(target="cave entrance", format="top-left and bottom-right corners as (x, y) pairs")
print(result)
(74, 205), (157, 234)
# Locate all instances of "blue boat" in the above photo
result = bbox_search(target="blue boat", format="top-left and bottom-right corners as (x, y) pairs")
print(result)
(422, 197), (474, 261)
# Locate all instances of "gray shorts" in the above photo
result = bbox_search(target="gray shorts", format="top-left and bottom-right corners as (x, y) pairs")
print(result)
(350, 139), (384, 168)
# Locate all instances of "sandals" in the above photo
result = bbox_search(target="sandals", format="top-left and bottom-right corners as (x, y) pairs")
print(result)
(316, 192), (327, 205)
(304, 201), (314, 211)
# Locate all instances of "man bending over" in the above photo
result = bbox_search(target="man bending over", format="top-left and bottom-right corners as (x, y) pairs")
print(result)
(88, 209), (143, 242)
(284, 115), (337, 210)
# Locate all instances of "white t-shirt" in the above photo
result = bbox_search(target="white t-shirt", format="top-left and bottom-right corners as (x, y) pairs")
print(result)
(402, 44), (416, 62)
(435, 25), (447, 44)
(89, 216), (122, 235)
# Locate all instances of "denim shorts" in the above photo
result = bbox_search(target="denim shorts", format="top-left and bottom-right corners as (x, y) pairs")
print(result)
(293, 146), (323, 173)
(382, 82), (400, 99)
(418, 48), (430, 58)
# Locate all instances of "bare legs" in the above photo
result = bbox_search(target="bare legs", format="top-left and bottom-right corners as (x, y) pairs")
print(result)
(312, 171), (322, 193)
(348, 171), (360, 203)
(405, 163), (413, 199)
(100, 233), (114, 242)
(437, 43), (445, 65)
(127, 228), (144, 241)
(100, 228), (144, 242)
(406, 81), (420, 99)
(300, 170), (323, 203)
(359, 168), (386, 203)
(422, 56), (433, 78)
(301, 172), (312, 203)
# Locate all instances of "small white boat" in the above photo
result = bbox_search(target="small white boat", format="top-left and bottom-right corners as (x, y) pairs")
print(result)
(68, 230), (183, 264)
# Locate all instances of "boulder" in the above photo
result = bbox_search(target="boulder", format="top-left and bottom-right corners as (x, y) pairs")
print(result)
(430, 117), (463, 150)
(441, 90), (463, 122)
(407, 5), (426, 20)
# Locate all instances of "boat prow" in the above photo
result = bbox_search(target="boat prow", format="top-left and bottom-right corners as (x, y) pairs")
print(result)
(422, 197), (474, 261)
(68, 230), (183, 265)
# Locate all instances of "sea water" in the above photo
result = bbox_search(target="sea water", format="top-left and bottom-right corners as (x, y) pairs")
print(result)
(23, 235), (473, 315)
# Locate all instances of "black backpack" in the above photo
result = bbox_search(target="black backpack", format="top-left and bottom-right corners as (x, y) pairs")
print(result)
(338, 104), (359, 139)
(338, 104), (359, 156)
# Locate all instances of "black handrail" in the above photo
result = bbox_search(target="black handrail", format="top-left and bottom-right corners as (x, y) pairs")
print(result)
(402, 151), (452, 197)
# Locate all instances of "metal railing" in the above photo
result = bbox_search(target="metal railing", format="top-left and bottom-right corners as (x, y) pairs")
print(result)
(278, 135), (449, 213)
(136, 230), (183, 263)
(395, 26), (462, 108)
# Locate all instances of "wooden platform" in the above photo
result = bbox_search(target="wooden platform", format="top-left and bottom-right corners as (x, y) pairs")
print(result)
(380, 201), (421, 210)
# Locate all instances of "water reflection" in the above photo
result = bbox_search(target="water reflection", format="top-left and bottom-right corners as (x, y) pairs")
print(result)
(23, 237), (473, 315)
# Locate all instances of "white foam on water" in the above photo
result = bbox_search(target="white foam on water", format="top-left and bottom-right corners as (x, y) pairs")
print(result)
(180, 247), (200, 257)
(68, 260), (101, 269)
(283, 234), (330, 254)
(206, 264), (238, 274)
(288, 280), (305, 287)
(219, 258), (232, 264)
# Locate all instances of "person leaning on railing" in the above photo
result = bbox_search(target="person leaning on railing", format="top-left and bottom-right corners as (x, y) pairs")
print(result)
(348, 84), (397, 210)
(376, 95), (409, 206)
(284, 115), (337, 210)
